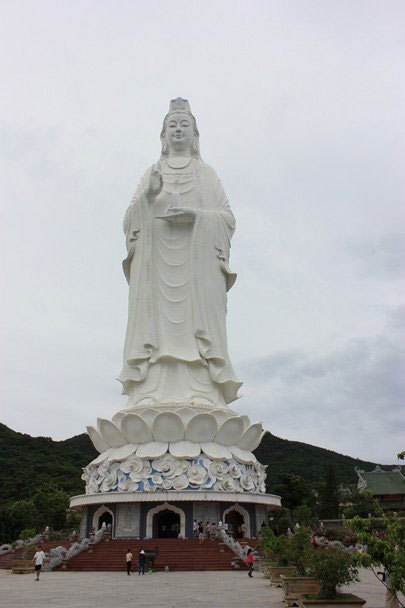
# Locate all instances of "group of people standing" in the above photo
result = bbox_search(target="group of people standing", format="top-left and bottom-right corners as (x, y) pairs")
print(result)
(193, 520), (219, 543)
(125, 548), (146, 575)
(193, 519), (247, 542)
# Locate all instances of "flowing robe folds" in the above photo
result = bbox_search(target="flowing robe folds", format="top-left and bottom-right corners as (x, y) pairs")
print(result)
(118, 158), (242, 407)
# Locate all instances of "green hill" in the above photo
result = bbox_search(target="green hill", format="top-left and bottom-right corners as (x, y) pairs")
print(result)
(255, 432), (382, 491)
(0, 423), (390, 505)
(0, 423), (97, 505)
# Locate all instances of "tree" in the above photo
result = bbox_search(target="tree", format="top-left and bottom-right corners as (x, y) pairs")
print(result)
(8, 500), (41, 538)
(273, 473), (310, 513)
(343, 489), (382, 519)
(318, 465), (340, 518)
(349, 515), (405, 608)
(294, 504), (316, 527)
(32, 482), (69, 530)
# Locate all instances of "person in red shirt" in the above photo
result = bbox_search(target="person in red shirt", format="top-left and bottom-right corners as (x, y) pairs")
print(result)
(246, 548), (254, 577)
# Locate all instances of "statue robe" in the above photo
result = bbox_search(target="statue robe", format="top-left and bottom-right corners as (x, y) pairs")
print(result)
(118, 158), (242, 407)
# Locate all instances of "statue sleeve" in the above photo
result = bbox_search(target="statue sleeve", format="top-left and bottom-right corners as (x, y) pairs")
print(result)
(122, 168), (151, 283)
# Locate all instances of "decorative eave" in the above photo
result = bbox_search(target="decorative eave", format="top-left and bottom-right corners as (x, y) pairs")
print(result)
(69, 490), (281, 510)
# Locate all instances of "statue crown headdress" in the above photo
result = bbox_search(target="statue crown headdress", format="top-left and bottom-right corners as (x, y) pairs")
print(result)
(168, 97), (192, 116)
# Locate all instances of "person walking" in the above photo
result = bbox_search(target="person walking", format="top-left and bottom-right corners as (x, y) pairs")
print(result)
(33, 548), (46, 581)
(126, 548), (133, 575)
(138, 549), (146, 575)
(246, 548), (254, 578)
(198, 521), (204, 544)
(193, 519), (198, 539)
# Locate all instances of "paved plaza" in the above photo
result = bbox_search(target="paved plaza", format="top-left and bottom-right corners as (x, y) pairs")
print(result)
(0, 568), (395, 608)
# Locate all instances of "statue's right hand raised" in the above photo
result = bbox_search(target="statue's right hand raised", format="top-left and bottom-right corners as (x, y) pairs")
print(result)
(145, 162), (163, 200)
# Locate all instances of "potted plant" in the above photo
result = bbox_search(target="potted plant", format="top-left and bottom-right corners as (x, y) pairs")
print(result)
(280, 528), (321, 606)
(299, 546), (365, 607)
(258, 526), (296, 582)
(257, 526), (278, 574)
(267, 534), (297, 586)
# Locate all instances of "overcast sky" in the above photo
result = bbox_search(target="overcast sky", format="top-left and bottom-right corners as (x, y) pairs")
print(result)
(1, 0), (404, 465)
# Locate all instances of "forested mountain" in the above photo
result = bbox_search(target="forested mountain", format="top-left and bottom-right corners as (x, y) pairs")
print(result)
(255, 432), (382, 491)
(0, 423), (97, 505)
(0, 423), (389, 505)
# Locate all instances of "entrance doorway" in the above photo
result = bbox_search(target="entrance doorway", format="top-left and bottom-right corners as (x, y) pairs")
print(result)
(98, 511), (113, 530)
(225, 509), (245, 538)
(153, 509), (180, 538)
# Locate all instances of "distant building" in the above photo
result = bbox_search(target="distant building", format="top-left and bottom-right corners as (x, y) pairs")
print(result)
(356, 465), (405, 512)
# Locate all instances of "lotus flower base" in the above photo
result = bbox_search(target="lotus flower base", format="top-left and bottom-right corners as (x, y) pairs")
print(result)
(82, 450), (267, 494)
(83, 402), (268, 495)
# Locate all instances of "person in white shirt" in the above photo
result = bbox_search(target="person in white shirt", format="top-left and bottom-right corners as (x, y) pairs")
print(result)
(33, 549), (46, 580)
(126, 549), (133, 575)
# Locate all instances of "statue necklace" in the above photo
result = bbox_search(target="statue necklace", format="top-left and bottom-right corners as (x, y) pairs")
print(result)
(166, 156), (193, 170)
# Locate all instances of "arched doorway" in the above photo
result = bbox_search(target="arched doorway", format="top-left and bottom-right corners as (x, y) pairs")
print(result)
(98, 511), (113, 529)
(146, 503), (186, 538)
(92, 505), (114, 533)
(153, 509), (180, 538)
(223, 504), (250, 538)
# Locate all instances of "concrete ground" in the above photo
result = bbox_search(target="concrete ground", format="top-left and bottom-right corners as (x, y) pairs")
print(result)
(0, 568), (397, 608)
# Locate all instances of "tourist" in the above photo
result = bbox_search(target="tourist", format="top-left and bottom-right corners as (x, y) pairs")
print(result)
(241, 522), (247, 538)
(246, 548), (254, 578)
(193, 519), (198, 539)
(138, 549), (146, 575)
(198, 521), (204, 544)
(205, 521), (211, 539)
(126, 548), (133, 575)
(224, 521), (229, 534)
(33, 548), (46, 581)
(211, 522), (217, 540)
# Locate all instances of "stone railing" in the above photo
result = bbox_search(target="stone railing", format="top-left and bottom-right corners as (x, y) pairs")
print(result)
(45, 528), (106, 571)
(313, 535), (367, 553)
(218, 529), (256, 564)
(0, 533), (44, 558)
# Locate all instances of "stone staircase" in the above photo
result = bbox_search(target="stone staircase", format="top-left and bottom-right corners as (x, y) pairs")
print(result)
(64, 538), (249, 572)
(0, 540), (71, 570)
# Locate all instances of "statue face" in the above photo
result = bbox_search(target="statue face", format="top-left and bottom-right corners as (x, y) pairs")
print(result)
(165, 112), (194, 154)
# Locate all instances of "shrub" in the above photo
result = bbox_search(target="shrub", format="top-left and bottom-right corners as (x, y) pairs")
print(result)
(306, 546), (359, 598)
(258, 526), (276, 559)
(287, 527), (312, 575)
(20, 528), (36, 543)
(257, 526), (291, 565)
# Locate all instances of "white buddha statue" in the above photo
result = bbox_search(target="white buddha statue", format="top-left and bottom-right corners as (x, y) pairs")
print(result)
(118, 98), (242, 409)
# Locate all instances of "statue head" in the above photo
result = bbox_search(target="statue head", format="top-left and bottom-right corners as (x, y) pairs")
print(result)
(160, 97), (201, 159)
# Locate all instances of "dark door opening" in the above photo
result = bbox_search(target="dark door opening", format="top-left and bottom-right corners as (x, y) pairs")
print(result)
(98, 511), (113, 530)
(225, 509), (245, 538)
(153, 509), (180, 538)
